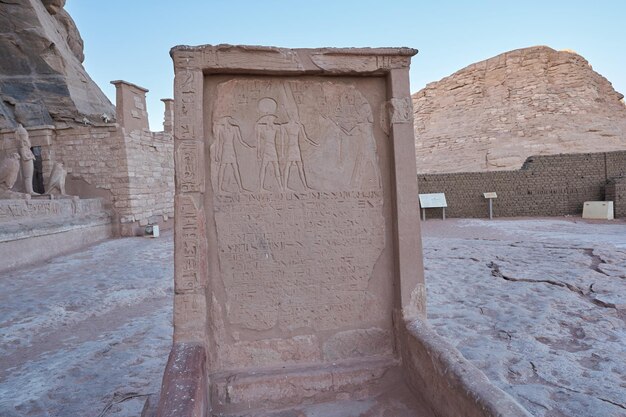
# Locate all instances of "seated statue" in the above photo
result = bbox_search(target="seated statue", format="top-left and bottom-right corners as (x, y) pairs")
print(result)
(46, 162), (68, 196)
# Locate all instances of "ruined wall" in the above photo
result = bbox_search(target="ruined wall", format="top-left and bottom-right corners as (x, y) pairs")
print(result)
(413, 46), (626, 174)
(0, 1), (173, 236)
(122, 129), (174, 229)
(52, 124), (174, 234)
(53, 125), (126, 200)
(418, 151), (626, 218)
(0, 120), (174, 235)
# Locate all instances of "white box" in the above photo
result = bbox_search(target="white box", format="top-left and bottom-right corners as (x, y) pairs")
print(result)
(582, 201), (614, 220)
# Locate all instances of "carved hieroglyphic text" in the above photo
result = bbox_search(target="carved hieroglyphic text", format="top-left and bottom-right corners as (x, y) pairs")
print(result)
(173, 293), (206, 340)
(215, 191), (385, 332)
(176, 141), (203, 193)
(175, 68), (200, 140)
(175, 195), (204, 292)
(211, 79), (386, 333)
(0, 200), (61, 219)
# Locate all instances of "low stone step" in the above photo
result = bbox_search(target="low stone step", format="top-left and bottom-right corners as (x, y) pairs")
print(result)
(0, 198), (113, 271)
(209, 358), (433, 417)
(208, 356), (426, 416)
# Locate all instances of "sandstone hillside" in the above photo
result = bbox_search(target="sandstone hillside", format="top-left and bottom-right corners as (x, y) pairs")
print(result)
(0, 0), (114, 129)
(413, 46), (626, 173)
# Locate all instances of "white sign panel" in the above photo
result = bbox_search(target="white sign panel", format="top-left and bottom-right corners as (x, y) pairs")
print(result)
(419, 193), (447, 208)
(483, 192), (497, 199)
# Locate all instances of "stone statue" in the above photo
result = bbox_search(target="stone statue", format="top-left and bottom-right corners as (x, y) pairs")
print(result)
(0, 152), (29, 199)
(46, 162), (67, 195)
(0, 153), (21, 191)
(15, 124), (39, 195)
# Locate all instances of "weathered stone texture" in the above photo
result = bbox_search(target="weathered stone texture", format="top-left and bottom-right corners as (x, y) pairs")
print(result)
(0, 0), (114, 128)
(413, 46), (626, 173)
(155, 43), (533, 417)
(418, 151), (626, 218)
(0, 76), (175, 235)
(52, 125), (174, 232)
(0, 3), (174, 239)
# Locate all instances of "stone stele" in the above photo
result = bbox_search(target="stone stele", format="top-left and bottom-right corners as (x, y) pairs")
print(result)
(155, 44), (532, 417)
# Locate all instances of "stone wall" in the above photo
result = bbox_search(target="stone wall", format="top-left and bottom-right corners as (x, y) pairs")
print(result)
(53, 124), (127, 201)
(52, 124), (174, 234)
(122, 129), (174, 230)
(0, 77), (176, 236)
(417, 151), (626, 218)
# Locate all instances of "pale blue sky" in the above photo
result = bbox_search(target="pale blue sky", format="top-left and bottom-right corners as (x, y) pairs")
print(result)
(66, 1), (626, 130)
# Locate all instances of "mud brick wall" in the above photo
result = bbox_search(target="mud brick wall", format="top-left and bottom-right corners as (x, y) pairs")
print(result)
(417, 151), (626, 218)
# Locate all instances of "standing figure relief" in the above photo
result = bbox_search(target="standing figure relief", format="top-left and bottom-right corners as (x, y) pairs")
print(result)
(326, 107), (381, 190)
(256, 98), (283, 192)
(280, 120), (318, 191)
(214, 116), (253, 192)
(212, 80), (381, 194)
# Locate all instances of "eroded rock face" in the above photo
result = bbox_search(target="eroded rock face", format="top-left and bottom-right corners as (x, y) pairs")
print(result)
(413, 46), (626, 173)
(0, 0), (114, 128)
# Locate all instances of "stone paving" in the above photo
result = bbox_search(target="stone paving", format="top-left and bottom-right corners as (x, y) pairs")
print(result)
(1, 219), (625, 417)
(0, 233), (174, 417)
(422, 218), (626, 417)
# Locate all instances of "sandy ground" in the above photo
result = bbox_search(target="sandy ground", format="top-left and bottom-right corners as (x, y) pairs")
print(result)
(0, 218), (625, 417)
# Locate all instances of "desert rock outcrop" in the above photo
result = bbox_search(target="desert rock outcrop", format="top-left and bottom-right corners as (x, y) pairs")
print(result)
(413, 46), (626, 173)
(0, 0), (114, 128)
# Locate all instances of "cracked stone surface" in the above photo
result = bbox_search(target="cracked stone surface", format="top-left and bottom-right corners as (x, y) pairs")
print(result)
(1, 219), (625, 416)
(0, 233), (173, 417)
(423, 218), (626, 417)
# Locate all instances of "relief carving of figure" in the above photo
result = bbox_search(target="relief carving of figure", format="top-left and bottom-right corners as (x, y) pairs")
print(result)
(333, 106), (381, 189)
(256, 98), (283, 192)
(213, 116), (253, 192)
(281, 120), (318, 191)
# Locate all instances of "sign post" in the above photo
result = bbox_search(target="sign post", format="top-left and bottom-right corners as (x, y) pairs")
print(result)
(418, 193), (447, 221)
(483, 192), (497, 219)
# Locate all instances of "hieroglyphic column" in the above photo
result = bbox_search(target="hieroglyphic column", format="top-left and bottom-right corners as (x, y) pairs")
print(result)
(172, 50), (208, 342)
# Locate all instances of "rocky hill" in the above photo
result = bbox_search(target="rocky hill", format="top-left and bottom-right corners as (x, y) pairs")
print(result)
(413, 46), (626, 173)
(0, 0), (114, 129)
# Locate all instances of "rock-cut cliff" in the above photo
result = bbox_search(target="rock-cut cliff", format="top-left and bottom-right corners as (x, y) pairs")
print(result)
(0, 0), (114, 129)
(413, 46), (626, 173)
